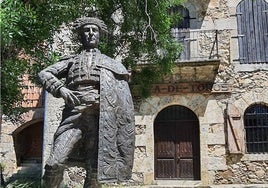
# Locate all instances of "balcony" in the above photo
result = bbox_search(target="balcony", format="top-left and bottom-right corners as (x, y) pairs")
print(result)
(171, 29), (219, 62)
(159, 29), (220, 83)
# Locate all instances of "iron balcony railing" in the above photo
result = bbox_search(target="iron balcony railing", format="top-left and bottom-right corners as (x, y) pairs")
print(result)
(171, 29), (219, 62)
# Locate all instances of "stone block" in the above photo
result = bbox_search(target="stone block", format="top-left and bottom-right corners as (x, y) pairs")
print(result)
(208, 145), (226, 156)
(208, 0), (219, 8)
(0, 143), (14, 153)
(207, 124), (225, 145)
(133, 157), (150, 172)
(204, 100), (224, 124)
(255, 170), (265, 177)
(227, 0), (241, 8)
(196, 66), (217, 81)
(208, 156), (227, 170)
(0, 135), (13, 143)
(143, 172), (154, 185)
(221, 169), (234, 179)
(207, 133), (225, 145)
(247, 163), (256, 171)
(135, 124), (146, 135)
(208, 123), (224, 133)
(215, 18), (237, 30)
(201, 19), (215, 30)
(133, 146), (150, 172)
(135, 135), (147, 146)
(202, 170), (215, 185)
(131, 172), (144, 184)
(180, 67), (196, 82)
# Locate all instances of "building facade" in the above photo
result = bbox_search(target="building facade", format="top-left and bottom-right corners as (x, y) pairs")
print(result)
(131, 0), (268, 186)
(1, 0), (268, 187)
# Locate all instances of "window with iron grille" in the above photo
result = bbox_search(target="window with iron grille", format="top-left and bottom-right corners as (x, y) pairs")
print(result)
(244, 104), (268, 153)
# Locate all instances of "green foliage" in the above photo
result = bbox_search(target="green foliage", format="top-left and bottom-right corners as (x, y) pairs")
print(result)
(1, 58), (27, 115)
(1, 0), (184, 115)
(5, 178), (42, 188)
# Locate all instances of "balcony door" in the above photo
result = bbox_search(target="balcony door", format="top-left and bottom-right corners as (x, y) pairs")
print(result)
(154, 105), (200, 180)
(169, 5), (191, 60)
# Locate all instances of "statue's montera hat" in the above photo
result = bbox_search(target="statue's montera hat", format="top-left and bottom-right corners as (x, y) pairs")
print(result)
(73, 17), (108, 35)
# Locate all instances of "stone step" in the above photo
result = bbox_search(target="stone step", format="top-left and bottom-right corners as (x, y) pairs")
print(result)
(14, 162), (42, 179)
(21, 158), (42, 164)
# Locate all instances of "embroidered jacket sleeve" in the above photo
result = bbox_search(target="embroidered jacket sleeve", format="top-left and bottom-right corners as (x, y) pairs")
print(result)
(38, 58), (70, 98)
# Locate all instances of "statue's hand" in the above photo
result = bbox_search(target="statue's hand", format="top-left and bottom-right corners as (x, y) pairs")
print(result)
(59, 87), (81, 107)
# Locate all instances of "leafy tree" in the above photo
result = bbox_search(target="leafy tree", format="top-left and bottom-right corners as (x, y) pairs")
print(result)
(1, 0), (183, 116)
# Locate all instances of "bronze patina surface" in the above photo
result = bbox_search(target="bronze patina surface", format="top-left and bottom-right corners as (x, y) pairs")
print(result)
(39, 17), (135, 188)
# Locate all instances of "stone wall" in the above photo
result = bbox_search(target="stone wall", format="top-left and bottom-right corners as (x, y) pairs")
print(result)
(215, 160), (268, 184)
(0, 116), (19, 178)
(0, 108), (43, 179)
(148, 0), (268, 186)
(129, 21), (261, 183)
(232, 71), (268, 95)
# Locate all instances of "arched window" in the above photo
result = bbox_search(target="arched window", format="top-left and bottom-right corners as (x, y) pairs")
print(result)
(169, 5), (190, 29)
(169, 5), (191, 60)
(244, 104), (268, 153)
(236, 0), (268, 64)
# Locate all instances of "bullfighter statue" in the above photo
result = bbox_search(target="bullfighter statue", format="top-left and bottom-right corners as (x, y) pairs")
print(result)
(39, 17), (135, 188)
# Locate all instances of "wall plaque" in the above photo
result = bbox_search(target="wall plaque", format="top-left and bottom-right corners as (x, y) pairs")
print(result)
(151, 83), (232, 95)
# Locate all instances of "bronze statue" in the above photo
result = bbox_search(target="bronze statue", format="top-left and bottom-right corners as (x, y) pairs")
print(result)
(39, 17), (135, 188)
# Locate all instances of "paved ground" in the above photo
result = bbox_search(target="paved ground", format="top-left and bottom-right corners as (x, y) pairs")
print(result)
(105, 184), (268, 188)
(210, 185), (268, 188)
(124, 186), (267, 188)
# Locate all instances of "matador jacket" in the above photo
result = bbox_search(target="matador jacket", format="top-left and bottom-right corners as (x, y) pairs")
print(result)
(38, 49), (135, 182)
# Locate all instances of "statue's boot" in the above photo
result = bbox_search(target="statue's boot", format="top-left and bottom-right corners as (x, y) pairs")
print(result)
(83, 162), (101, 188)
(83, 163), (92, 188)
(43, 165), (64, 188)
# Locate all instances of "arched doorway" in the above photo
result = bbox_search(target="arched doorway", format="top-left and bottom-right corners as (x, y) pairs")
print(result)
(154, 105), (200, 180)
(13, 120), (44, 165)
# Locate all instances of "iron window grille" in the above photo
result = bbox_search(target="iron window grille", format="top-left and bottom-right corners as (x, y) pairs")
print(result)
(244, 104), (268, 153)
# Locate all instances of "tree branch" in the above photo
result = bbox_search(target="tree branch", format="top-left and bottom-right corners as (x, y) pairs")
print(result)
(142, 0), (157, 42)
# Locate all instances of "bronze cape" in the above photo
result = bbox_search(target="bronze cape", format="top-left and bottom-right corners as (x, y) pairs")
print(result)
(98, 56), (135, 182)
(40, 51), (135, 182)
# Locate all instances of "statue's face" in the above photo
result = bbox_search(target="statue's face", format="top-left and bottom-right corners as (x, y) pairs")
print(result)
(81, 24), (100, 49)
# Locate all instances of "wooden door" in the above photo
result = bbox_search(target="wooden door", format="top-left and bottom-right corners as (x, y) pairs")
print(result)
(236, 0), (268, 63)
(154, 106), (200, 180)
(14, 121), (43, 165)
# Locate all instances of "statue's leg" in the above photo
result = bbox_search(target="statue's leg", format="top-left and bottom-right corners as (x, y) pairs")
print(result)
(43, 125), (83, 187)
(43, 164), (64, 188)
(83, 161), (92, 188)
(84, 162), (101, 188)
(43, 108), (83, 187)
(80, 113), (99, 188)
